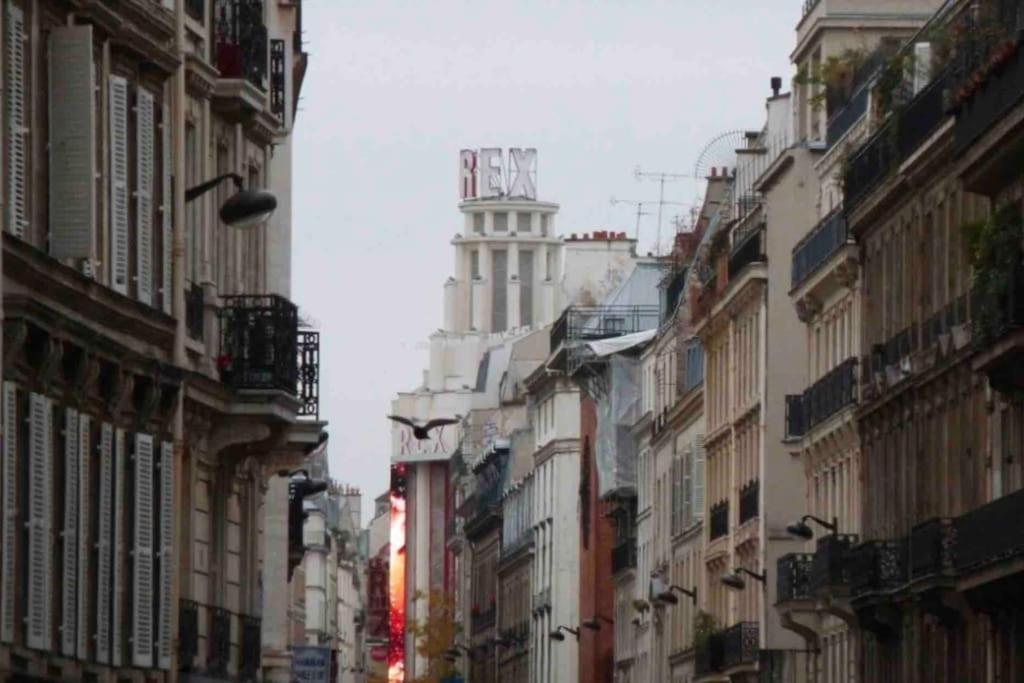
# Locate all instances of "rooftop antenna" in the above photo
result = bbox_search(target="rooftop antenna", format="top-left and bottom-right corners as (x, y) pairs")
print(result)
(634, 167), (693, 254)
(610, 197), (653, 242)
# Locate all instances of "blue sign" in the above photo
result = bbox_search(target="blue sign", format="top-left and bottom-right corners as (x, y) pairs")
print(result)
(292, 646), (331, 682)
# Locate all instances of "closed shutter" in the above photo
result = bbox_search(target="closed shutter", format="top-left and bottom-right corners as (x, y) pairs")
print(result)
(913, 42), (932, 95)
(156, 441), (174, 669)
(77, 415), (91, 660)
(1, 383), (18, 643)
(131, 434), (154, 667)
(682, 446), (692, 528)
(161, 97), (173, 315)
(136, 88), (155, 305)
(26, 393), (53, 651)
(61, 408), (80, 656)
(109, 76), (130, 294)
(95, 424), (114, 664)
(4, 1), (27, 238)
(111, 428), (125, 665)
(48, 25), (96, 259)
(692, 435), (705, 521)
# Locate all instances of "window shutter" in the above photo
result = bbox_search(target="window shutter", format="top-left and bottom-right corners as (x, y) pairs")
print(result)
(77, 415), (91, 660)
(26, 393), (54, 651)
(111, 428), (125, 666)
(4, 1), (27, 238)
(156, 441), (173, 669)
(682, 448), (692, 529)
(109, 76), (130, 294)
(131, 434), (154, 667)
(161, 98), (173, 315)
(913, 42), (932, 95)
(61, 408), (80, 656)
(48, 25), (96, 259)
(1, 382), (18, 643)
(692, 435), (705, 521)
(95, 424), (114, 664)
(136, 89), (155, 305)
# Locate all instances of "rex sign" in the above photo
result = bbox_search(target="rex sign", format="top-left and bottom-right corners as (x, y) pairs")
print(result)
(459, 147), (537, 201)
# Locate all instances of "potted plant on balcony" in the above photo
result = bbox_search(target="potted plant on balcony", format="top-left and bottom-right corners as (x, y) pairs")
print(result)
(965, 202), (1024, 346)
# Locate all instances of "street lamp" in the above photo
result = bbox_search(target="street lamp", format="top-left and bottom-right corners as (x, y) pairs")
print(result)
(786, 514), (838, 540)
(657, 584), (698, 606)
(548, 625), (579, 641)
(721, 567), (767, 591)
(444, 644), (471, 662)
(581, 616), (613, 631)
(185, 172), (277, 230)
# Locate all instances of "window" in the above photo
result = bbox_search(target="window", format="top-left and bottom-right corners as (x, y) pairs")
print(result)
(493, 212), (508, 232)
(520, 250), (533, 326)
(540, 214), (549, 236)
(515, 212), (531, 232)
(473, 212), (484, 234)
(492, 249), (508, 331)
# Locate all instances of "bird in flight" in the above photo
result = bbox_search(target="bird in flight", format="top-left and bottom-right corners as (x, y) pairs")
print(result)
(387, 415), (460, 441)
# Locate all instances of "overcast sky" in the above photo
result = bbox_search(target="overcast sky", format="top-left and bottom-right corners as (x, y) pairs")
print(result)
(291, 1), (798, 521)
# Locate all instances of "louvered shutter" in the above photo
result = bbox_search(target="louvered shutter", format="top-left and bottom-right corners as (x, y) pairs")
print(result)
(1, 383), (18, 643)
(136, 89), (155, 305)
(161, 97), (172, 315)
(95, 424), (114, 664)
(111, 428), (125, 666)
(692, 435), (705, 521)
(77, 415), (91, 660)
(131, 434), (154, 667)
(48, 25), (96, 259)
(26, 393), (53, 651)
(61, 408), (80, 656)
(4, 1), (27, 238)
(109, 76), (130, 294)
(913, 42), (932, 95)
(156, 441), (173, 669)
(682, 447), (692, 528)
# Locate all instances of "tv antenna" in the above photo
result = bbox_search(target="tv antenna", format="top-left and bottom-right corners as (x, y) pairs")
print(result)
(634, 167), (693, 254)
(609, 198), (653, 241)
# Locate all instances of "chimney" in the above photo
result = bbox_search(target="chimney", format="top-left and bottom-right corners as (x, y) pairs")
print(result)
(771, 76), (782, 97)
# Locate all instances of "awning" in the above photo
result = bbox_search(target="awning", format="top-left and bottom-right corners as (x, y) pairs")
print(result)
(583, 328), (657, 358)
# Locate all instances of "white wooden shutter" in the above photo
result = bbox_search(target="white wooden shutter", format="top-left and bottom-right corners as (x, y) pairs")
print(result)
(111, 428), (125, 666)
(77, 414), (91, 660)
(109, 76), (130, 294)
(60, 408), (80, 656)
(136, 89), (155, 305)
(48, 25), (96, 259)
(1, 383), (18, 643)
(131, 434), (154, 667)
(161, 98), (173, 315)
(692, 435), (705, 521)
(682, 446), (692, 528)
(156, 441), (174, 669)
(4, 1), (27, 238)
(95, 423), (114, 664)
(26, 393), (53, 651)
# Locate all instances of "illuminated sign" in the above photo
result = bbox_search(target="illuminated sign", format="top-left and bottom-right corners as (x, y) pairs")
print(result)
(459, 148), (537, 200)
(292, 646), (331, 682)
(392, 422), (459, 463)
(388, 464), (407, 683)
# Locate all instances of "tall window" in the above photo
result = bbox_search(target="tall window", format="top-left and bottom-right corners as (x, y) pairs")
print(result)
(520, 250), (533, 326)
(492, 249), (508, 331)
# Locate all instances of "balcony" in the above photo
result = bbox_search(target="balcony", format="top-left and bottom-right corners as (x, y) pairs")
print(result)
(973, 258), (1024, 391)
(721, 622), (759, 670)
(777, 553), (814, 603)
(214, 0), (268, 91)
(550, 304), (661, 350)
(843, 119), (898, 212)
(791, 209), (849, 289)
(810, 533), (858, 593)
(727, 226), (764, 280)
(738, 480), (759, 524)
(186, 282), (204, 341)
(805, 358), (858, 430)
(239, 615), (261, 681)
(471, 604), (497, 634)
(826, 84), (869, 148)
(187, 0), (205, 21)
(694, 632), (724, 677)
(179, 599), (199, 670)
(785, 394), (806, 440)
(709, 501), (729, 541)
(954, 487), (1024, 573)
(908, 518), (956, 582)
(208, 606), (232, 677)
(611, 539), (638, 575)
(896, 67), (952, 160)
(849, 539), (906, 598)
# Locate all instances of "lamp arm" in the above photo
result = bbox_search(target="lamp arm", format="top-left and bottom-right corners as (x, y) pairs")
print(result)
(802, 514), (838, 532)
(670, 584), (698, 603)
(185, 172), (244, 203)
(737, 568), (767, 583)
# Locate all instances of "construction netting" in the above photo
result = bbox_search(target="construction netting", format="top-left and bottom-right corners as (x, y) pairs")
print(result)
(595, 354), (641, 498)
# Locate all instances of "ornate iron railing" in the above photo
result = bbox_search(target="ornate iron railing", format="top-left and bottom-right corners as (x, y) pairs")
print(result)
(827, 84), (869, 147)
(805, 358), (858, 430)
(738, 480), (759, 524)
(179, 599), (199, 670)
(214, 0), (268, 90)
(297, 329), (320, 418)
(728, 226), (764, 279)
(844, 119), (897, 211)
(896, 66), (951, 160)
(777, 553), (814, 603)
(240, 615), (262, 681)
(954, 486), (1024, 572)
(849, 539), (906, 598)
(611, 539), (638, 575)
(550, 304), (661, 350)
(270, 38), (286, 119)
(810, 533), (858, 592)
(721, 621), (759, 670)
(908, 517), (956, 581)
(791, 208), (849, 289)
(186, 282), (205, 341)
(709, 500), (729, 541)
(208, 606), (232, 677)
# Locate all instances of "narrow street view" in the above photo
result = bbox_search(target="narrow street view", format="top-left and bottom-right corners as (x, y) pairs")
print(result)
(1, 1), (1023, 683)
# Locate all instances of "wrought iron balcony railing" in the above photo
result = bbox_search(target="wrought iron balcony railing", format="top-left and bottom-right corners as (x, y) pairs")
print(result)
(826, 84), (869, 148)
(550, 304), (661, 350)
(611, 539), (638, 575)
(849, 539), (906, 598)
(187, 0), (205, 21)
(471, 605), (497, 634)
(721, 622), (759, 670)
(805, 358), (858, 430)
(777, 553), (814, 603)
(208, 606), (232, 677)
(728, 226), (764, 280)
(810, 533), (858, 593)
(179, 599), (199, 670)
(785, 394), (806, 440)
(844, 119), (898, 212)
(908, 517), (956, 582)
(791, 208), (849, 289)
(186, 282), (205, 341)
(214, 0), (268, 91)
(239, 615), (261, 682)
(297, 330), (320, 418)
(709, 500), (729, 541)
(954, 486), (1024, 573)
(738, 480), (759, 524)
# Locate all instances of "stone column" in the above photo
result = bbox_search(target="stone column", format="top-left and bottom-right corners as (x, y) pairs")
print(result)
(262, 475), (293, 682)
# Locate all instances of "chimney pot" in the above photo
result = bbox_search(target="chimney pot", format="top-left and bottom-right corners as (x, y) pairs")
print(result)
(771, 76), (782, 97)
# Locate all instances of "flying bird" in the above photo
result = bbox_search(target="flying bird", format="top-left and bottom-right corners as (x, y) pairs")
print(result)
(387, 415), (460, 440)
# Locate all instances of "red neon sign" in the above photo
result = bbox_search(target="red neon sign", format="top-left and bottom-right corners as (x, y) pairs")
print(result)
(388, 464), (407, 682)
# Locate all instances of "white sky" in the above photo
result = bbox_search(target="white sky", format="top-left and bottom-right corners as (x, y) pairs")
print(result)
(291, 1), (798, 519)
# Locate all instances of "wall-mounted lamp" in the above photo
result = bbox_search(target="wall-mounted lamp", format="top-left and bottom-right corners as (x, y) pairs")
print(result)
(786, 514), (838, 540)
(548, 625), (579, 641)
(184, 172), (277, 230)
(581, 616), (614, 631)
(657, 584), (698, 606)
(721, 567), (767, 591)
